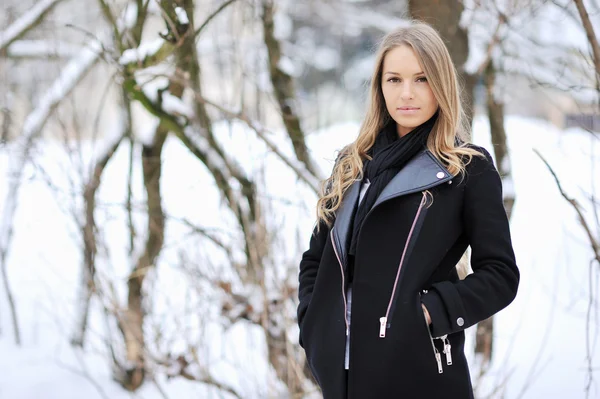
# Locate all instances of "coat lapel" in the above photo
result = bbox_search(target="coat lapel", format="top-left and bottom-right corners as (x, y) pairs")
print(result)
(331, 180), (360, 270)
(332, 149), (453, 270)
(372, 150), (453, 209)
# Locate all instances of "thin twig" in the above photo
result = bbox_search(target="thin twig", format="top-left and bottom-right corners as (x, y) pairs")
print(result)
(534, 149), (600, 263)
(194, 0), (239, 38)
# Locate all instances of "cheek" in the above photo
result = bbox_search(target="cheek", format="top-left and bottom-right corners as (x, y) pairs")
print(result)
(381, 86), (393, 108)
(423, 88), (438, 108)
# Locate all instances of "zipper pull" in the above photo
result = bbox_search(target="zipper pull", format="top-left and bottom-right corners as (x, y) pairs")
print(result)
(379, 317), (387, 338)
(444, 340), (453, 365)
(435, 349), (444, 374)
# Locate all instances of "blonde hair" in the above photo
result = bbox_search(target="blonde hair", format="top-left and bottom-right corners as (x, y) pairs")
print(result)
(316, 21), (483, 229)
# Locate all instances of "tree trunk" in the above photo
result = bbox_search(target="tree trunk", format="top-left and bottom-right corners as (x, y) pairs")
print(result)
(485, 62), (514, 219)
(474, 61), (514, 367)
(261, 0), (319, 177)
(119, 127), (167, 391)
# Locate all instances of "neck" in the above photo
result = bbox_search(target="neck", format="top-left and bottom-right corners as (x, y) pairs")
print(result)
(397, 125), (413, 138)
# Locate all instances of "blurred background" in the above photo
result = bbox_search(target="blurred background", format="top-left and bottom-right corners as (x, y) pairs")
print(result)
(0, 0), (598, 398)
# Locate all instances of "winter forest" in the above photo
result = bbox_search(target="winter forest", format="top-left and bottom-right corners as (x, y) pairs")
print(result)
(0, 0), (599, 398)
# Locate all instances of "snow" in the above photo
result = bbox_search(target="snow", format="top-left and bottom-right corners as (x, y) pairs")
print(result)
(135, 115), (160, 146)
(6, 40), (79, 58)
(120, 1), (139, 29)
(162, 92), (194, 119)
(0, 0), (63, 51)
(1, 115), (599, 398)
(174, 7), (189, 25)
(119, 38), (165, 65)
(277, 56), (297, 77)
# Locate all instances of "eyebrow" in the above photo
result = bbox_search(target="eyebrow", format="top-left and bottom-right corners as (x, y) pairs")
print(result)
(384, 71), (425, 76)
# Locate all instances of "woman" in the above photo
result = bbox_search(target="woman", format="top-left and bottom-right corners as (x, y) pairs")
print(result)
(296, 21), (519, 399)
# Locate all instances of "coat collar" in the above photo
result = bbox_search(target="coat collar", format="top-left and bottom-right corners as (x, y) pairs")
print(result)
(331, 149), (453, 269)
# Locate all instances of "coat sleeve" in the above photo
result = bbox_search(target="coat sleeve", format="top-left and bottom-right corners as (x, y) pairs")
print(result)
(420, 147), (520, 338)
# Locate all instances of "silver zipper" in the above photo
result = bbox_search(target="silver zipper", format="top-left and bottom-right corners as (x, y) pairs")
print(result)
(379, 192), (427, 338)
(442, 334), (453, 365)
(379, 317), (387, 337)
(330, 229), (349, 336)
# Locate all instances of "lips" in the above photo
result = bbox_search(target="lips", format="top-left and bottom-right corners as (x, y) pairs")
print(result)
(397, 107), (420, 115)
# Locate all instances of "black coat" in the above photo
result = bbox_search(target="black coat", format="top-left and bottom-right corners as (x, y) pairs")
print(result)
(297, 146), (519, 399)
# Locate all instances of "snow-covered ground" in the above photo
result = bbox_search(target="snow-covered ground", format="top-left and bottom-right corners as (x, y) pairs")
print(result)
(0, 115), (599, 398)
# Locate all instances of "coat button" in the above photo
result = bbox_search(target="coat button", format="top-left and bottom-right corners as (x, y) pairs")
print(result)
(436, 172), (445, 179)
(456, 317), (464, 326)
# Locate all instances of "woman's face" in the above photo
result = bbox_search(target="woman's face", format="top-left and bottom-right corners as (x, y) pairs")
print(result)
(381, 45), (439, 137)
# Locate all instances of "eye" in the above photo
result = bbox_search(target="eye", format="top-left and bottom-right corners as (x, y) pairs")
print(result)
(416, 76), (428, 82)
(387, 77), (400, 83)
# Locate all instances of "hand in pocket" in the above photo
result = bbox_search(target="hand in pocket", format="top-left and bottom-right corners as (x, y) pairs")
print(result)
(421, 304), (432, 325)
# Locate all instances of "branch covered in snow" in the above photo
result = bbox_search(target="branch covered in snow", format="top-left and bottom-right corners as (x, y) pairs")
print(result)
(0, 0), (65, 53)
(174, 6), (189, 25)
(4, 40), (80, 59)
(118, 0), (229, 72)
(119, 38), (174, 71)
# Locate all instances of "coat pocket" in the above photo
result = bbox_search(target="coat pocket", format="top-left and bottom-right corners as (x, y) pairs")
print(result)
(299, 296), (315, 344)
(418, 292), (453, 374)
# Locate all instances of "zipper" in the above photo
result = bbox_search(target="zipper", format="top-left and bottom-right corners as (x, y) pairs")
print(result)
(330, 229), (349, 336)
(379, 192), (428, 338)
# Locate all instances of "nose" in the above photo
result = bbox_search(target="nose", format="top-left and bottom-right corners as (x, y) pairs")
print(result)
(400, 81), (414, 100)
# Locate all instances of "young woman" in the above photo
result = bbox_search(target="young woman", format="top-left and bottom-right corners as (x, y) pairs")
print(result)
(296, 22), (519, 399)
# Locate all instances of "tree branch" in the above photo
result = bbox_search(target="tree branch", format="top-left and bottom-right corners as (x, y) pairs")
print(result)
(194, 0), (238, 38)
(573, 0), (600, 88)
(0, 0), (65, 53)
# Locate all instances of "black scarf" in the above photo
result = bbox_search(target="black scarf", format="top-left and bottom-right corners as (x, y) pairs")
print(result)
(347, 112), (438, 256)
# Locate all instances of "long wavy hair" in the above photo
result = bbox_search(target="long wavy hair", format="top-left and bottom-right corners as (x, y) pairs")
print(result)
(316, 21), (483, 229)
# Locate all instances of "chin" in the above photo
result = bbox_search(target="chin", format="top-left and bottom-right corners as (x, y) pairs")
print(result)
(392, 117), (421, 128)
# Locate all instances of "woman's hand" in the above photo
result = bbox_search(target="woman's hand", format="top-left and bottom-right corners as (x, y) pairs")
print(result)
(422, 304), (432, 325)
